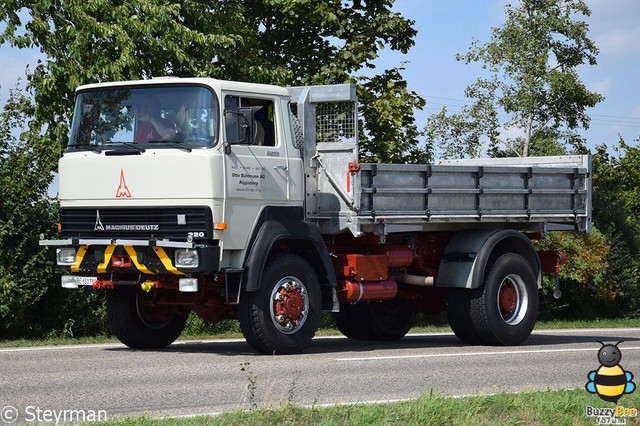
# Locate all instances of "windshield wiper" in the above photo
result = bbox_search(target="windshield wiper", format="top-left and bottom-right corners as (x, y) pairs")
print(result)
(104, 143), (146, 156)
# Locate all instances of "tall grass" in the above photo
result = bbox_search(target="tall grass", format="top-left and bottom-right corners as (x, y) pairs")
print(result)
(100, 389), (640, 425)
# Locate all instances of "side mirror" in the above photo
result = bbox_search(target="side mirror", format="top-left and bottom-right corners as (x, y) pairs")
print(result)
(224, 108), (255, 147)
(237, 107), (254, 145)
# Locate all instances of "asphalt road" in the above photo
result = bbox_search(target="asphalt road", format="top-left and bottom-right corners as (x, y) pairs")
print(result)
(2, 328), (640, 422)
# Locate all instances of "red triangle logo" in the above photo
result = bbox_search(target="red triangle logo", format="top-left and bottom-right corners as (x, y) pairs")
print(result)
(115, 169), (132, 198)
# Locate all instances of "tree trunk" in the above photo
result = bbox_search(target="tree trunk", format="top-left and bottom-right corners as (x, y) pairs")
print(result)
(523, 113), (532, 157)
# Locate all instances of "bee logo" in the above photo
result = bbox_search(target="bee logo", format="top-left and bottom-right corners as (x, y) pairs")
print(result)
(586, 341), (636, 403)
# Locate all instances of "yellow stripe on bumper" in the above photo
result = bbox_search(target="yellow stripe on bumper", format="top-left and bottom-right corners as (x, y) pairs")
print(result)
(97, 245), (116, 273)
(153, 246), (185, 275)
(70, 245), (89, 273)
(124, 245), (153, 275)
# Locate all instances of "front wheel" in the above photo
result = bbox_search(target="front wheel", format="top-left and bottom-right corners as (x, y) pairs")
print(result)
(238, 254), (322, 354)
(106, 286), (188, 349)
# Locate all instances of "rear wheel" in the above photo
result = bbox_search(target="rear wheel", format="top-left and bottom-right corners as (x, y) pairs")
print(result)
(332, 302), (375, 340)
(470, 253), (538, 345)
(334, 300), (416, 341)
(446, 253), (538, 346)
(106, 286), (188, 349)
(357, 300), (416, 340)
(238, 254), (322, 354)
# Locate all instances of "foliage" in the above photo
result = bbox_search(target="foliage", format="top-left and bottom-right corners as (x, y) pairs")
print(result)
(0, 85), (107, 338)
(537, 139), (640, 319)
(424, 0), (602, 159)
(592, 141), (640, 251)
(357, 66), (427, 163)
(590, 140), (640, 316)
(537, 229), (612, 319)
(182, 314), (242, 339)
(0, 0), (424, 161)
(0, 85), (54, 338)
(544, 230), (609, 285)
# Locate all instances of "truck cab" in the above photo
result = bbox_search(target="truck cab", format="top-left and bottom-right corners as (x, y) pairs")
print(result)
(59, 78), (303, 268)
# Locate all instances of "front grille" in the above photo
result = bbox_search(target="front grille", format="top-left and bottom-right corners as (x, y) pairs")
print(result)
(60, 206), (213, 240)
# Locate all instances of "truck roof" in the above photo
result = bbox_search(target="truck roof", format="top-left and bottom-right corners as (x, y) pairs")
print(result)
(76, 77), (291, 97)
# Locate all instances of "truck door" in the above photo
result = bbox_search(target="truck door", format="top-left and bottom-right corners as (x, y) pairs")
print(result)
(222, 94), (289, 248)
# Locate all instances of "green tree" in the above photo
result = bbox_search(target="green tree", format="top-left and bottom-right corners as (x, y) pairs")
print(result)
(590, 140), (640, 315)
(539, 139), (640, 319)
(0, 0), (424, 162)
(534, 140), (640, 319)
(544, 139), (640, 318)
(357, 66), (426, 163)
(0, 86), (54, 336)
(0, 85), (107, 338)
(424, 0), (602, 159)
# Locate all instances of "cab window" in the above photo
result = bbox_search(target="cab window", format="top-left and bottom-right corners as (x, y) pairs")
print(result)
(224, 95), (276, 147)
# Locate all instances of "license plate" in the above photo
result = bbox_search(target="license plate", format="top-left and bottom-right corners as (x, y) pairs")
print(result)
(78, 276), (98, 286)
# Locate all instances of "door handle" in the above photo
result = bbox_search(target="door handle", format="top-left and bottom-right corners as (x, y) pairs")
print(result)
(273, 165), (288, 170)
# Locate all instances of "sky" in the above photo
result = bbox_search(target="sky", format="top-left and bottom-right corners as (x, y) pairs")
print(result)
(375, 0), (640, 153)
(1, 0), (639, 155)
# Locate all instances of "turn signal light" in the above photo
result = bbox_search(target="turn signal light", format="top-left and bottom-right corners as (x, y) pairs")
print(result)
(214, 222), (227, 231)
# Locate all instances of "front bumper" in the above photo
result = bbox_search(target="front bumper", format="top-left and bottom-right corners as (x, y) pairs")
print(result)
(39, 238), (220, 276)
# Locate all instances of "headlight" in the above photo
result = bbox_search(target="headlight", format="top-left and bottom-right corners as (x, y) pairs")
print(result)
(175, 249), (199, 268)
(179, 278), (198, 292)
(56, 248), (77, 266)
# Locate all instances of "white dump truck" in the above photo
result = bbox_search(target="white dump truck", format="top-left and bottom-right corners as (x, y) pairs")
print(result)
(40, 78), (591, 354)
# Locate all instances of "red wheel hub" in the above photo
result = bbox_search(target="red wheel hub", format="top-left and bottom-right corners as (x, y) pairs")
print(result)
(499, 285), (517, 317)
(270, 278), (309, 334)
(274, 288), (304, 321)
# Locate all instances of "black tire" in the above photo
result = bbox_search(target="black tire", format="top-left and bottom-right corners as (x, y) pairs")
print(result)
(446, 288), (482, 344)
(106, 286), (188, 349)
(334, 300), (415, 341)
(332, 302), (376, 340)
(354, 300), (416, 341)
(470, 253), (539, 345)
(238, 253), (322, 354)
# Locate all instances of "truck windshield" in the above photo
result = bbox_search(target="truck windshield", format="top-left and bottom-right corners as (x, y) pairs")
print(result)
(68, 85), (219, 150)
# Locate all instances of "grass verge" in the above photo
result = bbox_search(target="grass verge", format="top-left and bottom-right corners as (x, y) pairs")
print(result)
(100, 388), (640, 425)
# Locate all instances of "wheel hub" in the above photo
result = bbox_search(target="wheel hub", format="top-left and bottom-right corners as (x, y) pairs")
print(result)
(275, 288), (304, 319)
(496, 274), (528, 326)
(271, 277), (309, 334)
(499, 285), (517, 316)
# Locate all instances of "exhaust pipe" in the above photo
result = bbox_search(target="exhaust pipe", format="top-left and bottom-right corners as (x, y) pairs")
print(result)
(397, 274), (434, 287)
